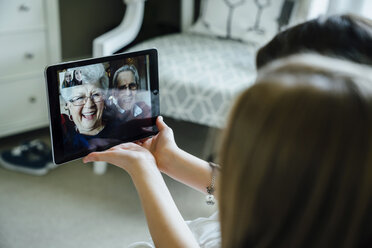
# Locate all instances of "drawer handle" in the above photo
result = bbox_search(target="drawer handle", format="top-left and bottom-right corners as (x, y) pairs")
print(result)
(24, 53), (34, 60)
(29, 97), (36, 103)
(19, 4), (30, 12)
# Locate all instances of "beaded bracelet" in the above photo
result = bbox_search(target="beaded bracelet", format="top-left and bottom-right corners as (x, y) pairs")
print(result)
(206, 162), (221, 205)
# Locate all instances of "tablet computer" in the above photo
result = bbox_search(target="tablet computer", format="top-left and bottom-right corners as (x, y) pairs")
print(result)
(45, 49), (159, 164)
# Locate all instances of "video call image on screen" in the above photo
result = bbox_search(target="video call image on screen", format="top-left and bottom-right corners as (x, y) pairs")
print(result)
(57, 55), (154, 154)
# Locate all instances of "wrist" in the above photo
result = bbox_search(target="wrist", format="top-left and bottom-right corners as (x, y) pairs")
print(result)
(130, 162), (164, 188)
(127, 157), (160, 180)
(157, 145), (181, 174)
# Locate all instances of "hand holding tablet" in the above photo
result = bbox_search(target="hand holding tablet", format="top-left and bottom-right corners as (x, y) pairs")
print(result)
(45, 49), (160, 164)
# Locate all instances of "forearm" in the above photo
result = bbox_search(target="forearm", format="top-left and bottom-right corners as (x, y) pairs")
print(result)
(132, 167), (199, 248)
(82, 142), (197, 246)
(160, 147), (216, 195)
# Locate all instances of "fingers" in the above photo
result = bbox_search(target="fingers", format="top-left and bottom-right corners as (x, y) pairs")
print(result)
(115, 142), (140, 150)
(134, 140), (143, 145)
(141, 138), (153, 150)
(136, 137), (151, 144)
(83, 142), (140, 163)
(83, 150), (115, 163)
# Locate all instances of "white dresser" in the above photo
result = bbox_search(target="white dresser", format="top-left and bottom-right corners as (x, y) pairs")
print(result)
(0, 0), (61, 138)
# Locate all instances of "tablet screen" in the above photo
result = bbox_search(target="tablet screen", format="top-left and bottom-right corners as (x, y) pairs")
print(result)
(45, 49), (159, 164)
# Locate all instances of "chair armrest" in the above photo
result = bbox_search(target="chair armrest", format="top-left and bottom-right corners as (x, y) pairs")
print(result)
(93, 0), (146, 57)
(181, 0), (195, 32)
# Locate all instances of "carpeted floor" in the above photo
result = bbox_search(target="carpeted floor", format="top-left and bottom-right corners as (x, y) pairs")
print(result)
(0, 118), (219, 248)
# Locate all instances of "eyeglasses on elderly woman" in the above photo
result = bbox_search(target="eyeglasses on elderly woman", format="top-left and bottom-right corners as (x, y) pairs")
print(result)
(69, 92), (104, 106)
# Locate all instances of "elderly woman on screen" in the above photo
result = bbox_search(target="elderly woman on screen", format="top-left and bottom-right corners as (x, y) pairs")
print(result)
(61, 64), (108, 136)
(59, 64), (113, 151)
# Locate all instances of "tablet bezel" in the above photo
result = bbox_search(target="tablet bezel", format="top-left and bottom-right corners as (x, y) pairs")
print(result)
(45, 49), (159, 164)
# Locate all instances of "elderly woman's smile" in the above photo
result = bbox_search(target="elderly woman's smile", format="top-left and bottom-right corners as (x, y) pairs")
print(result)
(82, 110), (97, 120)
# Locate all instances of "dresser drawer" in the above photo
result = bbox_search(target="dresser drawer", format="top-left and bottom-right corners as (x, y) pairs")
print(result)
(0, 76), (49, 137)
(0, 0), (45, 33)
(0, 31), (48, 78)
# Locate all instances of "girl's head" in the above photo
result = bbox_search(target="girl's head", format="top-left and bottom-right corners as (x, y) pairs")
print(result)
(219, 54), (372, 248)
(256, 14), (372, 69)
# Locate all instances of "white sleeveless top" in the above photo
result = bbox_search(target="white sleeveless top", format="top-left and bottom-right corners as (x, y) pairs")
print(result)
(128, 212), (221, 248)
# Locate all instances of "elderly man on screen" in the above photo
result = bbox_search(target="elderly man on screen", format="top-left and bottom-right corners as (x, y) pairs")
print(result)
(109, 64), (151, 121)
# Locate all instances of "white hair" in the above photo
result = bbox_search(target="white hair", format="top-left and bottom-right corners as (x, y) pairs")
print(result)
(60, 63), (109, 102)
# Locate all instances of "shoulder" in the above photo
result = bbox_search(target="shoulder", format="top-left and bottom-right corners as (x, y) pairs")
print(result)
(61, 114), (75, 132)
(136, 102), (151, 115)
(136, 101), (150, 110)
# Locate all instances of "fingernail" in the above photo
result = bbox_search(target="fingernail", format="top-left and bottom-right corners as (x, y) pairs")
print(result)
(158, 116), (163, 121)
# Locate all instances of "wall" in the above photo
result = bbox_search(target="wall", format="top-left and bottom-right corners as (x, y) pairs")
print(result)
(59, 0), (125, 60)
(59, 0), (181, 60)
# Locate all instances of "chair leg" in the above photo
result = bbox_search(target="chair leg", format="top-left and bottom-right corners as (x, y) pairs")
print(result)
(93, 161), (108, 175)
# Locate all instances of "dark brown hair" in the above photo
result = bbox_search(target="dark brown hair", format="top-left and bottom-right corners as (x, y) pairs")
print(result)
(256, 14), (372, 69)
(219, 54), (372, 248)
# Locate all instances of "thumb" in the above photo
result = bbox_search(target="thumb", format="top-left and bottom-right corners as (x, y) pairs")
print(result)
(156, 116), (169, 132)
